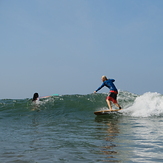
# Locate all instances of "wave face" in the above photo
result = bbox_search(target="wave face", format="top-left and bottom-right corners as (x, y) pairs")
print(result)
(0, 91), (163, 118)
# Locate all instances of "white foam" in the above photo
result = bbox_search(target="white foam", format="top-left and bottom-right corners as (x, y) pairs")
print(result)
(123, 92), (163, 117)
(99, 107), (108, 111)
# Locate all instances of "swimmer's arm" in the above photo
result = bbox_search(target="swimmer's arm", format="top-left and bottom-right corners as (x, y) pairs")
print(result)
(40, 96), (51, 99)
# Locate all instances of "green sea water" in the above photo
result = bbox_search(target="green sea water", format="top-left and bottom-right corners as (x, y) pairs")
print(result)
(0, 91), (163, 162)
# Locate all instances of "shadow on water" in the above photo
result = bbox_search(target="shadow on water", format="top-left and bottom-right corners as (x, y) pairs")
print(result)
(94, 114), (122, 162)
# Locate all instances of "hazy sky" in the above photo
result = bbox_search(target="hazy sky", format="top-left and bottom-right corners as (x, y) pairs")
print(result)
(1, 0), (163, 99)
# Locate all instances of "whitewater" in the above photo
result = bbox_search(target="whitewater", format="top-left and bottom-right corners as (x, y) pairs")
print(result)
(0, 91), (163, 162)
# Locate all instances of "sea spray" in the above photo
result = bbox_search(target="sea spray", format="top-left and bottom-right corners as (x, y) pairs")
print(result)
(124, 92), (163, 117)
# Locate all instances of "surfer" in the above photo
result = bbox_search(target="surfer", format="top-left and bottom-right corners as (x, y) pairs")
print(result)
(94, 76), (122, 111)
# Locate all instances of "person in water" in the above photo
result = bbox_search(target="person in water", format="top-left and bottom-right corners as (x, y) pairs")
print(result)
(94, 76), (122, 111)
(32, 93), (39, 102)
(32, 92), (51, 102)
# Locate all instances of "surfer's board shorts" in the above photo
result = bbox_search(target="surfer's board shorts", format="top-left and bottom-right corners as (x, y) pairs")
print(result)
(106, 91), (118, 103)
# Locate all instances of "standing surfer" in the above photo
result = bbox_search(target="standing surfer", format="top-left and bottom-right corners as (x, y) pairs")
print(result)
(94, 76), (122, 111)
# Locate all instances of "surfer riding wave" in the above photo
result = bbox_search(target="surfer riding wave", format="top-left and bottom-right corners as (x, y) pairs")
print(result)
(94, 76), (122, 111)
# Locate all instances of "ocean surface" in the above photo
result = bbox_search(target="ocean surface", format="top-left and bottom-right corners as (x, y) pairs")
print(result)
(1, 91), (163, 163)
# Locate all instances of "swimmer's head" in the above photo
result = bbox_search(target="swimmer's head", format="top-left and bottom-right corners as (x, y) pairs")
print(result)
(32, 93), (39, 101)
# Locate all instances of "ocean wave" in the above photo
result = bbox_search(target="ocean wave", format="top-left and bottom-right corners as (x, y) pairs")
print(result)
(0, 91), (163, 117)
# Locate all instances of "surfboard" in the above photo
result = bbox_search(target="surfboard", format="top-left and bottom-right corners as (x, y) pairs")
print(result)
(94, 109), (122, 115)
(52, 94), (59, 96)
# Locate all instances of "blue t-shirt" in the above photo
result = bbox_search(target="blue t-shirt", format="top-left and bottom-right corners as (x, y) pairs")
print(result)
(96, 79), (118, 92)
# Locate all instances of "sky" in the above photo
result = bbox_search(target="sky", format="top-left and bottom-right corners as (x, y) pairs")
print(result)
(1, 0), (163, 99)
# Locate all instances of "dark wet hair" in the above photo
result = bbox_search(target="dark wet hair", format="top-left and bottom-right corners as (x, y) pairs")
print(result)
(32, 93), (39, 101)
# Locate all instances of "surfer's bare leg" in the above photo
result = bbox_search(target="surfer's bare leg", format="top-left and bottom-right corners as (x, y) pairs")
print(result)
(114, 103), (122, 109)
(106, 99), (112, 110)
